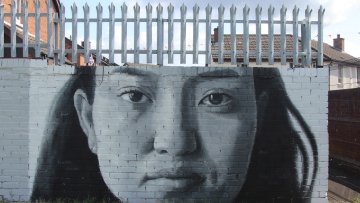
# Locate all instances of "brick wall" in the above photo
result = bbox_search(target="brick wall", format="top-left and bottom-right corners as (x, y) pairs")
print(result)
(329, 88), (360, 168)
(0, 59), (328, 202)
(3, 0), (59, 42)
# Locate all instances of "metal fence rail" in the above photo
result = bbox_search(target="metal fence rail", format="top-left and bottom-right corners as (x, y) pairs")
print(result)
(0, 0), (325, 66)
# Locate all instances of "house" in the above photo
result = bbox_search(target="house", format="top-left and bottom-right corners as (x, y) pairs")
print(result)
(320, 35), (360, 90)
(2, 0), (60, 59)
(2, 0), (114, 66)
(211, 30), (360, 90)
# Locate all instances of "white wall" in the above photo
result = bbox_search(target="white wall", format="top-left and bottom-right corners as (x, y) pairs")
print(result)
(330, 64), (360, 90)
(0, 59), (328, 202)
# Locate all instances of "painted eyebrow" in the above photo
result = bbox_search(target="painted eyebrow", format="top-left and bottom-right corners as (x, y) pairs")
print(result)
(110, 67), (156, 77)
(197, 69), (240, 78)
(110, 67), (239, 78)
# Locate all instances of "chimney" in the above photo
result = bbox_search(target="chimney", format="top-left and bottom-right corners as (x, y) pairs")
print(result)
(214, 27), (218, 43)
(333, 34), (344, 52)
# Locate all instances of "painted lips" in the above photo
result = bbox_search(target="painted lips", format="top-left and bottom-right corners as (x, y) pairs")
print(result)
(141, 168), (205, 191)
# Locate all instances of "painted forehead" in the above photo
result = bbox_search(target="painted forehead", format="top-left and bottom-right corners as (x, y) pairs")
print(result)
(95, 66), (253, 78)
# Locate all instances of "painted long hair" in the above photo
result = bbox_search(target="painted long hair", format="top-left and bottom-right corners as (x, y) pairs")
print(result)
(31, 67), (318, 202)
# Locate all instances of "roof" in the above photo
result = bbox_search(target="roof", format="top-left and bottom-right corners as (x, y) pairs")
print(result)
(211, 34), (360, 66)
(3, 22), (48, 56)
(311, 40), (360, 64)
(65, 37), (119, 66)
(211, 34), (307, 61)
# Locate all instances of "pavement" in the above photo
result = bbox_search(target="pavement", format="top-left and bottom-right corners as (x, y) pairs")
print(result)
(328, 159), (360, 202)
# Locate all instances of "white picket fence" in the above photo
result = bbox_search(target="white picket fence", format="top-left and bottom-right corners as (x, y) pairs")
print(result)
(0, 0), (325, 66)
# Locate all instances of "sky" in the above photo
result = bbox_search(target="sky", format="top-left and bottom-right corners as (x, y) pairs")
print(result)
(61, 0), (360, 64)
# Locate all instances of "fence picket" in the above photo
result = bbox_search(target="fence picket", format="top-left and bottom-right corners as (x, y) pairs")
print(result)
(109, 3), (115, 64)
(71, 3), (78, 64)
(280, 5), (287, 65)
(317, 6), (325, 67)
(83, 3), (90, 64)
(243, 5), (250, 66)
(146, 4), (152, 63)
(0, 1), (4, 57)
(293, 6), (299, 66)
(23, 0), (28, 58)
(168, 4), (174, 64)
(193, 4), (199, 64)
(121, 3), (127, 64)
(96, 3), (103, 65)
(180, 4), (186, 64)
(305, 6), (312, 67)
(230, 5), (236, 65)
(134, 3), (140, 64)
(47, 0), (53, 58)
(157, 4), (163, 65)
(218, 5), (224, 64)
(60, 4), (65, 64)
(205, 4), (212, 65)
(268, 6), (275, 65)
(11, 0), (16, 57)
(255, 5), (262, 65)
(35, 0), (40, 58)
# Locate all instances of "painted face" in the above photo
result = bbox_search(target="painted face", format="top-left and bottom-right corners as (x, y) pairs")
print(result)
(90, 67), (257, 202)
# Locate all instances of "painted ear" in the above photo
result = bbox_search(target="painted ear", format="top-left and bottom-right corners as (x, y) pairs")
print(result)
(74, 89), (97, 154)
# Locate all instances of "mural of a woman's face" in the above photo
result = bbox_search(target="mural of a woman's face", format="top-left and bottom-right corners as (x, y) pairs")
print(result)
(74, 67), (257, 202)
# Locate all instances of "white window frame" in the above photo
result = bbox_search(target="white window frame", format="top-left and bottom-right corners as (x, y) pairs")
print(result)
(357, 67), (360, 85)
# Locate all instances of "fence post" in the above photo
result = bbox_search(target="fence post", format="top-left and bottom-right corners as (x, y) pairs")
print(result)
(134, 3), (140, 64)
(35, 0), (40, 58)
(11, 0), (16, 57)
(71, 3), (78, 64)
(218, 5), (225, 64)
(0, 1), (4, 58)
(47, 0), (53, 58)
(96, 3), (103, 65)
(121, 3), (127, 64)
(205, 4), (212, 65)
(23, 0), (28, 58)
(146, 3), (152, 64)
(280, 5), (287, 65)
(230, 5), (237, 65)
(59, 3), (65, 64)
(109, 3), (115, 64)
(157, 4), (163, 65)
(83, 3), (90, 64)
(255, 5), (262, 65)
(317, 6), (325, 67)
(180, 4), (186, 64)
(292, 6), (299, 67)
(54, 14), (59, 64)
(268, 5), (275, 65)
(168, 4), (174, 64)
(243, 5), (250, 66)
(193, 4), (199, 64)
(305, 5), (312, 67)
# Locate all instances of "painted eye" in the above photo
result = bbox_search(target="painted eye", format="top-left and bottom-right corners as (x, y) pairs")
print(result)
(199, 93), (232, 106)
(119, 90), (152, 103)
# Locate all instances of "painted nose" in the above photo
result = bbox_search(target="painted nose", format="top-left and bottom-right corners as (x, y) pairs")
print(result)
(153, 96), (197, 156)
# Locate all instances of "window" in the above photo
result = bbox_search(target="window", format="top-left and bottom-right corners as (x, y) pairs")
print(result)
(357, 67), (360, 84)
(338, 66), (343, 84)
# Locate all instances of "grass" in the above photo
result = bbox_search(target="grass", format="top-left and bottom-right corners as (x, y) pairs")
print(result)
(353, 196), (360, 203)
